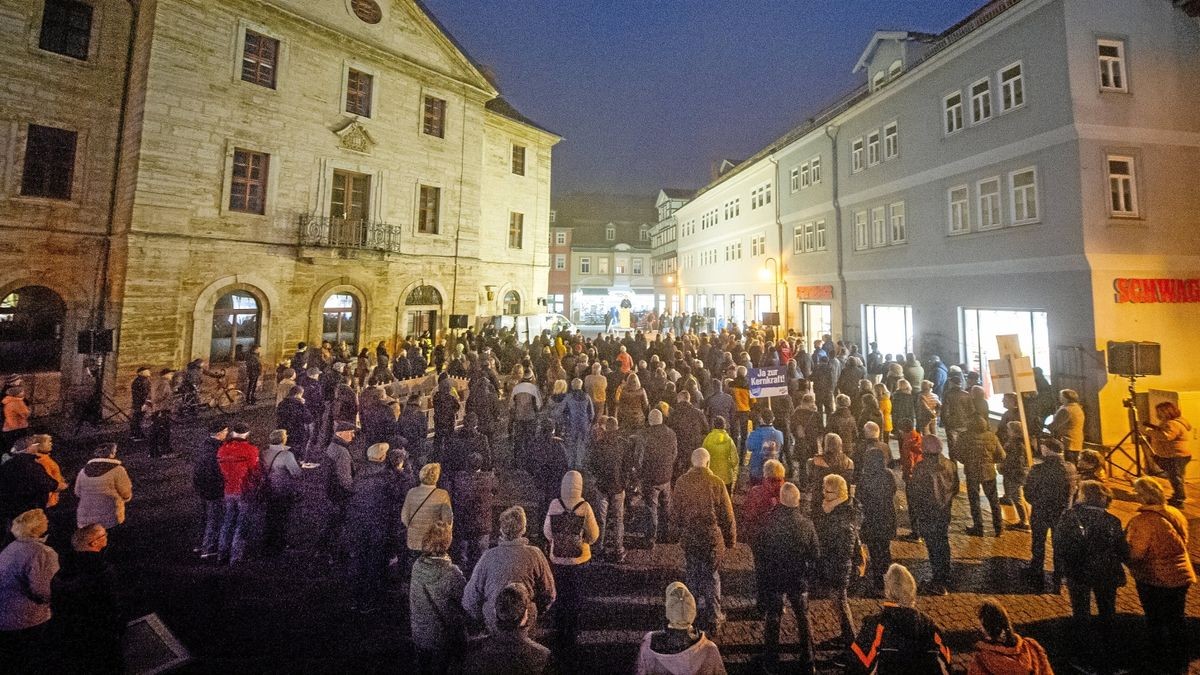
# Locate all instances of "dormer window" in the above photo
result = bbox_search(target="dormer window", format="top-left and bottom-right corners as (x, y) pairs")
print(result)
(606, 226), (615, 241)
(888, 60), (903, 80)
(872, 72), (886, 91)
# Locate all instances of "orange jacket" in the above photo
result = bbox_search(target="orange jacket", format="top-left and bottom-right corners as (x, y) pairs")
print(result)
(967, 637), (1053, 675)
(2, 395), (30, 432)
(34, 454), (67, 508)
(1126, 504), (1196, 588)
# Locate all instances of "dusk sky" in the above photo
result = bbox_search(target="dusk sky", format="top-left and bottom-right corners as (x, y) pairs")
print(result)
(422, 0), (986, 197)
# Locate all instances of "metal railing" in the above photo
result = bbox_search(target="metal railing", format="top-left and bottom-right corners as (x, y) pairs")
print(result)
(298, 214), (403, 254)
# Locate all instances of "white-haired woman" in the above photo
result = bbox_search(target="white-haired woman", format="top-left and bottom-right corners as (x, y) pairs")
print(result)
(0, 509), (59, 664)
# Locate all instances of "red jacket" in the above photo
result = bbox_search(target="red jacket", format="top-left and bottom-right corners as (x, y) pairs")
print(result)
(742, 477), (784, 545)
(217, 439), (260, 496)
(900, 430), (924, 480)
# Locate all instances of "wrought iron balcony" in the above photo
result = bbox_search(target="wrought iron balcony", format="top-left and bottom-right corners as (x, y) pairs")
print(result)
(299, 214), (403, 254)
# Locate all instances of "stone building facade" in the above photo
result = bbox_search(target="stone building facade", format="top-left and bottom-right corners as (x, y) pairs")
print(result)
(0, 0), (558, 411)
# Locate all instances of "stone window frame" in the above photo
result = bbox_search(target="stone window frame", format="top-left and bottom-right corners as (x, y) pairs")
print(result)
(420, 89), (449, 140)
(8, 120), (89, 208)
(28, 0), (101, 66)
(232, 19), (288, 94)
(340, 59), (379, 120)
(415, 180), (445, 236)
(219, 139), (280, 219)
(511, 143), (527, 176)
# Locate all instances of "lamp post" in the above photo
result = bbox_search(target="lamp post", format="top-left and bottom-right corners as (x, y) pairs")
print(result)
(760, 257), (784, 330)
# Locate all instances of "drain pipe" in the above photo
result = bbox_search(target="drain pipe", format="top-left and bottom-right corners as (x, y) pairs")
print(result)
(824, 124), (849, 340)
(767, 154), (787, 332)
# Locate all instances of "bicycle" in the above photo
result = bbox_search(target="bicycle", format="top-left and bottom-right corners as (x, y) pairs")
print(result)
(171, 371), (246, 421)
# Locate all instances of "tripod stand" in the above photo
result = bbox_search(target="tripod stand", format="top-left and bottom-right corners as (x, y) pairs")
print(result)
(74, 355), (130, 434)
(1105, 374), (1151, 479)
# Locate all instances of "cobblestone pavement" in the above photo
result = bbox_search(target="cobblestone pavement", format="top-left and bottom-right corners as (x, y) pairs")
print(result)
(38, 407), (1200, 673)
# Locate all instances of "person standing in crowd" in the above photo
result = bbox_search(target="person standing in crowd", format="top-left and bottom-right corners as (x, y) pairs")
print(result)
(729, 367), (752, 451)
(1053, 480), (1127, 671)
(999, 421), (1031, 532)
(276, 386), (313, 459)
(752, 482), (819, 673)
(672, 448), (736, 635)
(814, 474), (860, 646)
(638, 409), (677, 548)
(636, 582), (727, 675)
(409, 521), (466, 674)
(244, 344), (263, 404)
(2, 385), (31, 452)
(216, 423), (259, 565)
(458, 583), (554, 675)
(852, 421), (888, 483)
(320, 421), (357, 566)
(583, 363), (608, 422)
(828, 394), (858, 457)
(806, 433), (854, 502)
(129, 368), (151, 441)
(790, 392), (824, 469)
(148, 368), (176, 458)
(849, 564), (950, 674)
(450, 452), (495, 574)
(745, 410), (784, 487)
(192, 422), (226, 560)
(1047, 389), (1085, 463)
(957, 415), (1005, 537)
(966, 599), (1052, 675)
(401, 463), (453, 579)
(259, 430), (301, 556)
(741, 459), (786, 550)
(1024, 438), (1077, 591)
(909, 436), (958, 594)
(543, 471), (598, 647)
(0, 509), (59, 667)
(857, 444), (896, 593)
(73, 443), (132, 536)
(562, 379), (594, 470)
(50, 524), (123, 675)
(890, 379), (916, 440)
(616, 372), (650, 432)
(705, 380), (733, 431)
(917, 380), (940, 436)
(28, 435), (67, 510)
(432, 377), (460, 457)
(0, 436), (58, 546)
(1126, 477), (1195, 674)
(510, 372), (542, 467)
(589, 416), (632, 563)
(702, 417), (739, 496)
(467, 506), (556, 634)
(1145, 401), (1192, 508)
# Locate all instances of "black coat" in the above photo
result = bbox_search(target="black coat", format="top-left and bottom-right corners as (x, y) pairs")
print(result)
(908, 455), (959, 528)
(0, 453), (57, 519)
(814, 500), (862, 588)
(51, 551), (123, 674)
(192, 436), (225, 501)
(849, 605), (949, 675)
(130, 376), (151, 409)
(857, 454), (897, 543)
(1026, 454), (1078, 516)
(752, 504), (820, 595)
(276, 398), (313, 452)
(637, 424), (678, 486)
(1053, 504), (1129, 588)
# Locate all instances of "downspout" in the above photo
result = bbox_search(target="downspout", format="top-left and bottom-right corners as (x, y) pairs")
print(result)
(450, 93), (469, 335)
(768, 154), (786, 331)
(824, 124), (849, 339)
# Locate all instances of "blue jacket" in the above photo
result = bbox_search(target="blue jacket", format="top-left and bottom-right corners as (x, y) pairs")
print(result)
(746, 425), (784, 480)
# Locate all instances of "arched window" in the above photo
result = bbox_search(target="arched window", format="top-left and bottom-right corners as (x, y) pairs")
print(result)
(0, 286), (65, 373)
(405, 285), (442, 307)
(872, 71), (886, 91)
(210, 291), (260, 362)
(503, 290), (521, 316)
(322, 293), (359, 351)
(888, 59), (903, 80)
(404, 285), (442, 338)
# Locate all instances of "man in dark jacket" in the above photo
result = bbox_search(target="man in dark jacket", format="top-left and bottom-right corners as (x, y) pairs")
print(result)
(671, 447), (736, 635)
(587, 417), (632, 563)
(908, 436), (959, 595)
(276, 386), (313, 459)
(956, 415), (1005, 537)
(849, 563), (950, 674)
(0, 437), (58, 545)
(346, 442), (398, 612)
(1024, 437), (1078, 589)
(811, 356), (836, 422)
(129, 367), (151, 440)
(51, 524), (124, 675)
(193, 421), (227, 560)
(1054, 480), (1128, 669)
(560, 379), (594, 471)
(836, 356), (866, 400)
(398, 397), (429, 463)
(431, 377), (459, 457)
(753, 482), (820, 672)
(635, 409), (677, 547)
(458, 583), (553, 674)
(466, 373), (499, 453)
(320, 421), (358, 567)
(667, 392), (708, 480)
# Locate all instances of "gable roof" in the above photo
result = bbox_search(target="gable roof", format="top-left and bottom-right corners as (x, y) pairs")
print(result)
(657, 188), (695, 204)
(570, 221), (653, 249)
(485, 97), (561, 138)
(408, 0), (498, 95)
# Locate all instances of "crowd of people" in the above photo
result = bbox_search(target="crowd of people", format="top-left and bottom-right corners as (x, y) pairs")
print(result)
(0, 323), (1195, 673)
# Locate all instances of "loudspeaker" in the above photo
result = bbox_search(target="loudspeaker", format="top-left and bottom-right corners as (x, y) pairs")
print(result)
(77, 329), (115, 354)
(449, 314), (469, 329)
(1107, 340), (1161, 377)
(762, 312), (781, 327)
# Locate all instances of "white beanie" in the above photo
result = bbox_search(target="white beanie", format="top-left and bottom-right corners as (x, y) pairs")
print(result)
(366, 442), (389, 462)
(863, 421), (880, 439)
(884, 563), (918, 608)
(648, 409), (663, 426)
(664, 582), (697, 630)
(691, 447), (710, 468)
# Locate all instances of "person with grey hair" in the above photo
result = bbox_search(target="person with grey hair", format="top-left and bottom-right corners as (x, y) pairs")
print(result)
(348, 441), (400, 612)
(465, 506), (556, 634)
(73, 443), (132, 532)
(259, 430), (302, 556)
(0, 508), (58, 665)
(753, 482), (819, 672)
(51, 523), (123, 674)
(458, 583), (553, 674)
(671, 447), (736, 635)
(849, 564), (950, 673)
(806, 433), (854, 500)
(1047, 388), (1085, 463)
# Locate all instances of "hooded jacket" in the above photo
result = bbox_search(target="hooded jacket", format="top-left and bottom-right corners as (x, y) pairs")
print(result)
(967, 636), (1052, 675)
(671, 464), (736, 558)
(701, 429), (738, 487)
(1126, 504), (1196, 588)
(409, 554), (466, 651)
(192, 436), (225, 501)
(74, 459), (132, 529)
(635, 631), (726, 675)
(542, 472), (599, 565)
(217, 439), (259, 497)
(850, 604), (950, 675)
(2, 395), (30, 432)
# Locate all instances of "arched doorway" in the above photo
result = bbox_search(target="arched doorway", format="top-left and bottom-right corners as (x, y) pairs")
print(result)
(0, 286), (65, 373)
(210, 291), (261, 363)
(322, 292), (360, 352)
(503, 290), (521, 316)
(404, 285), (442, 339)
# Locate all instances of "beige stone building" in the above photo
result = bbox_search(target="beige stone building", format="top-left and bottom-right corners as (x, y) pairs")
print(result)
(0, 0), (558, 411)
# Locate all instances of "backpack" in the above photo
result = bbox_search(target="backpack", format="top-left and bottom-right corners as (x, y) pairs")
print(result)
(1054, 508), (1088, 572)
(549, 498), (587, 558)
(243, 461), (270, 503)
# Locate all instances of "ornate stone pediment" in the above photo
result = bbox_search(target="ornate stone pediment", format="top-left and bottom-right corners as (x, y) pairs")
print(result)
(335, 121), (375, 154)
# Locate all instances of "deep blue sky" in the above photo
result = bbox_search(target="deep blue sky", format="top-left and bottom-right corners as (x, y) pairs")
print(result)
(422, 1), (984, 196)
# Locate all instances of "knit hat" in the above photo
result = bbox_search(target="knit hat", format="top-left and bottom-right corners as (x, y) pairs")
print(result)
(921, 435), (944, 455)
(366, 443), (389, 462)
(664, 582), (697, 630)
(420, 463), (441, 485)
(822, 474), (849, 514)
(334, 421), (359, 434)
(863, 421), (880, 439)
(333, 362), (345, 373)
(883, 563), (918, 608)
(780, 482), (801, 508)
(691, 447), (710, 468)
(648, 409), (663, 426)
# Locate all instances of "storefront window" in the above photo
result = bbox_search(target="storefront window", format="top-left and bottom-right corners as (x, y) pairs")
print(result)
(0, 286), (65, 373)
(322, 293), (359, 352)
(863, 304), (913, 358)
(211, 291), (260, 363)
(803, 303), (832, 342)
(754, 294), (772, 322)
(962, 308), (1050, 413)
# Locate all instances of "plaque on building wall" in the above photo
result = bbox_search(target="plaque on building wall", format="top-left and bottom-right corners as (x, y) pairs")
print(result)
(335, 121), (375, 154)
(1113, 278), (1200, 304)
(350, 0), (383, 24)
(795, 285), (834, 300)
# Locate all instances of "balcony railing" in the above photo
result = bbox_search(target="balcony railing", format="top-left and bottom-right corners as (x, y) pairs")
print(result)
(299, 214), (403, 254)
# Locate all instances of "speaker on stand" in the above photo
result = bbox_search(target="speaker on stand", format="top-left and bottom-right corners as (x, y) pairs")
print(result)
(1104, 340), (1161, 479)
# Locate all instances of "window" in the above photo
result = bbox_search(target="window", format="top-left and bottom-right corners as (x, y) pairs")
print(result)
(1107, 156), (1138, 216)
(751, 185), (771, 209)
(554, 254), (565, 271)
(322, 293), (359, 351)
(1010, 168), (1039, 224)
(605, 226), (615, 241)
(790, 167), (801, 192)
(508, 212), (524, 248)
(345, 68), (373, 117)
(547, 294), (564, 314)
(632, 258), (643, 275)
(948, 185), (970, 234)
(970, 78), (992, 124)
(889, 202), (906, 244)
(329, 170), (369, 244)
(241, 30), (279, 89)
(229, 149), (269, 214)
(422, 95), (446, 138)
(851, 139), (864, 172)
(503, 291), (521, 315)
(963, 308), (1049, 414)
(944, 92), (964, 135)
(888, 60), (903, 80)
(871, 207), (886, 248)
(21, 125), (77, 200)
(854, 211), (868, 250)
(640, 227), (649, 241)
(815, 221), (827, 251)
(872, 71), (886, 91)
(418, 184), (440, 234)
(0, 286), (65, 373)
(580, 257), (590, 274)
(863, 305), (914, 358)
(803, 222), (815, 252)
(883, 123), (898, 160)
(751, 235), (766, 256)
(598, 257), (609, 274)
(800, 163), (811, 189)
(793, 228), (804, 254)
(512, 145), (526, 176)
(211, 291), (260, 363)
(811, 156), (821, 183)
(1098, 40), (1126, 92)
(999, 63), (1024, 112)
(39, 0), (92, 60)
(867, 132), (881, 166)
(554, 231), (566, 246)
(615, 260), (626, 274)
(977, 178), (1002, 230)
